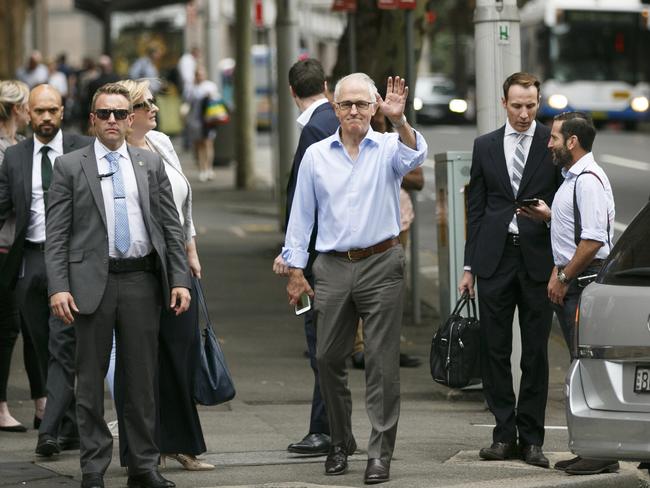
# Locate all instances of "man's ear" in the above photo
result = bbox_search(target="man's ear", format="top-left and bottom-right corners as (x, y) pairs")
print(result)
(501, 97), (507, 109)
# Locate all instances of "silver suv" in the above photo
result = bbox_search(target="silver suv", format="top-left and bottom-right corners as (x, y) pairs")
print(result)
(567, 201), (650, 460)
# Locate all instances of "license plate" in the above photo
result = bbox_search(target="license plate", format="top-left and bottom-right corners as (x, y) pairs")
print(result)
(591, 111), (607, 120)
(634, 366), (650, 393)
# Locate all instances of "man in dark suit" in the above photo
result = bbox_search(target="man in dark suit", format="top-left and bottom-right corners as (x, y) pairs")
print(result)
(46, 83), (191, 488)
(0, 84), (92, 453)
(273, 58), (339, 455)
(459, 72), (562, 468)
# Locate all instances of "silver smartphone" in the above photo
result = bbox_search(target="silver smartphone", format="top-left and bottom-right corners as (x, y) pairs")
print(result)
(295, 293), (312, 315)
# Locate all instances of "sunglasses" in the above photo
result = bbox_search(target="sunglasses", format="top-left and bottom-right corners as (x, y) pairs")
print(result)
(133, 97), (157, 111)
(94, 109), (130, 120)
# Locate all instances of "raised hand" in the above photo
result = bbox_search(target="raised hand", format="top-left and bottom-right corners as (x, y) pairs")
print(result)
(376, 76), (408, 125)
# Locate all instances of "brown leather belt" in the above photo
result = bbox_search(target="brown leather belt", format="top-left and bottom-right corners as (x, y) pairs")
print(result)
(328, 237), (401, 262)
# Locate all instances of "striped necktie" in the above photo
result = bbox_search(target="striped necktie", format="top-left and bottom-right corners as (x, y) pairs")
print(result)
(106, 151), (131, 255)
(511, 133), (527, 196)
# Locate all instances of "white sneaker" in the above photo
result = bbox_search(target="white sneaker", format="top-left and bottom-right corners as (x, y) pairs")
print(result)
(198, 171), (208, 182)
(107, 420), (119, 438)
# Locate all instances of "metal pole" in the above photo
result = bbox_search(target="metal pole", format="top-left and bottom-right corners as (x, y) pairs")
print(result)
(275, 0), (299, 224)
(348, 12), (357, 72)
(473, 0), (521, 395)
(474, 0), (521, 134)
(404, 8), (420, 325)
(205, 0), (221, 87)
(235, 0), (255, 189)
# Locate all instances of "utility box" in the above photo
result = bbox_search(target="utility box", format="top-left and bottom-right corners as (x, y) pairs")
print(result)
(434, 151), (472, 320)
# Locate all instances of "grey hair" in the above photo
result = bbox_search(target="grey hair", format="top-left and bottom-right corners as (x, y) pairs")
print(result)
(333, 73), (378, 102)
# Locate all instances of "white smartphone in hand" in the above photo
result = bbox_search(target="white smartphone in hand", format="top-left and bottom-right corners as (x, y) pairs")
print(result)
(295, 293), (312, 315)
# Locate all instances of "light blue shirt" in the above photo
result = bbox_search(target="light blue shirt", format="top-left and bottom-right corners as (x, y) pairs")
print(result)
(550, 152), (615, 267)
(282, 127), (428, 268)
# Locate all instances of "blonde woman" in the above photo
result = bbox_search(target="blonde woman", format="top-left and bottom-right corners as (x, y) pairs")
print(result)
(112, 79), (213, 471)
(0, 80), (47, 432)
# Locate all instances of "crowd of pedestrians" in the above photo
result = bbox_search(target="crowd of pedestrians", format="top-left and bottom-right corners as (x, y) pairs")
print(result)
(0, 46), (622, 488)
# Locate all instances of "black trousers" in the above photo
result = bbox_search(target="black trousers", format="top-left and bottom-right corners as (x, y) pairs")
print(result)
(39, 315), (78, 440)
(304, 274), (329, 435)
(477, 241), (553, 447)
(13, 248), (50, 394)
(0, 279), (46, 400)
(118, 277), (205, 465)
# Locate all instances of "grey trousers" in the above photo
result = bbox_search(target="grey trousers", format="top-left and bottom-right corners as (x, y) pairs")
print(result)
(313, 245), (405, 462)
(74, 270), (162, 476)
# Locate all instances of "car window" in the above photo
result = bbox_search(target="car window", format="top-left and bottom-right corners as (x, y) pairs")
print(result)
(432, 84), (455, 96)
(600, 202), (650, 286)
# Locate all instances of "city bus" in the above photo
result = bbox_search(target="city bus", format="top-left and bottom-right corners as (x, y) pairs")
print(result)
(520, 0), (650, 129)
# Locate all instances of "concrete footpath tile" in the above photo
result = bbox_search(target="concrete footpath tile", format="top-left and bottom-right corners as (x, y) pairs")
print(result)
(202, 450), (366, 467)
(0, 462), (77, 486)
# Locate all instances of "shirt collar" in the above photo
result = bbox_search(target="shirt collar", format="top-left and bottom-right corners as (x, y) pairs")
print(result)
(331, 125), (381, 148)
(94, 139), (130, 163)
(296, 98), (330, 129)
(563, 152), (596, 179)
(33, 130), (63, 156)
(504, 119), (536, 138)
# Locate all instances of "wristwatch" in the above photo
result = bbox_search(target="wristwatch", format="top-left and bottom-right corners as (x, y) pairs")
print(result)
(557, 269), (571, 285)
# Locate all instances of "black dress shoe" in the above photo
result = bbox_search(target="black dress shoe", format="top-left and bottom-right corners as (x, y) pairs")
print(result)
(324, 446), (349, 475)
(364, 458), (390, 484)
(127, 470), (175, 488)
(0, 423), (27, 432)
(554, 456), (582, 471)
(399, 353), (421, 368)
(565, 458), (619, 475)
(479, 441), (518, 461)
(58, 436), (81, 451)
(81, 473), (104, 488)
(521, 445), (549, 468)
(35, 433), (61, 457)
(287, 433), (330, 455)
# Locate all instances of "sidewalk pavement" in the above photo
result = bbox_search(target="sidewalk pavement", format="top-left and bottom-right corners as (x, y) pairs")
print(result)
(1, 141), (647, 488)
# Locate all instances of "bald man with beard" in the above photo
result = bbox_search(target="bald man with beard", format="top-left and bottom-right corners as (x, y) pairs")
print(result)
(0, 84), (92, 455)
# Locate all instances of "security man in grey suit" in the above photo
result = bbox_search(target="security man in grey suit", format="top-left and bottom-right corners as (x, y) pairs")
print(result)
(0, 84), (92, 454)
(45, 83), (191, 488)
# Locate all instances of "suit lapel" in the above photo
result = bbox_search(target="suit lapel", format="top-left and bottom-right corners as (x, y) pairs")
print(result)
(81, 149), (108, 230)
(128, 146), (151, 220)
(20, 139), (35, 215)
(488, 126), (514, 198)
(517, 124), (548, 197)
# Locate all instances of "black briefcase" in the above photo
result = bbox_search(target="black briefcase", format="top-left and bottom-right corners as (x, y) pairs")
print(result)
(429, 292), (481, 388)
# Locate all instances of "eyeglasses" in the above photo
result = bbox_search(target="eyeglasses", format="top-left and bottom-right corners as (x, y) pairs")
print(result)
(336, 100), (375, 112)
(94, 109), (130, 120)
(133, 98), (157, 111)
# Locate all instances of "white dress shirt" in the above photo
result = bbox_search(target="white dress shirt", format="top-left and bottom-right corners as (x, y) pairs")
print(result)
(282, 127), (428, 268)
(95, 140), (152, 258)
(551, 152), (615, 267)
(296, 98), (330, 130)
(504, 119), (536, 234)
(26, 130), (63, 243)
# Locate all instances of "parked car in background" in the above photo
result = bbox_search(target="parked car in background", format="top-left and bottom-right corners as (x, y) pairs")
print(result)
(413, 74), (473, 124)
(567, 200), (650, 461)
